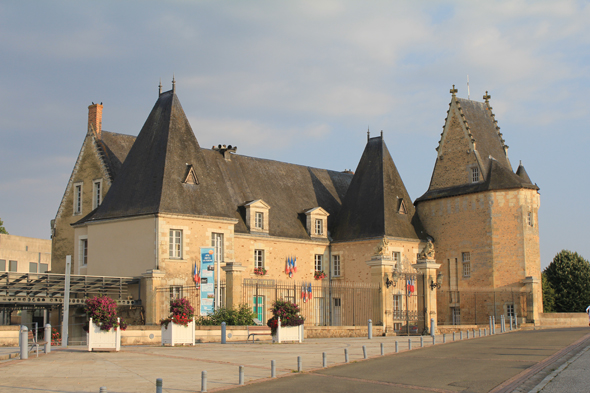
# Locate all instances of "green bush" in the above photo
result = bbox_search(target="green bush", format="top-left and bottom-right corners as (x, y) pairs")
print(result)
(195, 304), (256, 326)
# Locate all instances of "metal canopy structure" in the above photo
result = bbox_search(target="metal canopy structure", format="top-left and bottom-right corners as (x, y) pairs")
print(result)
(0, 272), (140, 307)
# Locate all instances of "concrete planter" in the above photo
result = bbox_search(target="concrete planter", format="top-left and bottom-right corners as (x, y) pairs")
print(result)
(273, 318), (303, 343)
(87, 317), (121, 351)
(161, 318), (195, 346)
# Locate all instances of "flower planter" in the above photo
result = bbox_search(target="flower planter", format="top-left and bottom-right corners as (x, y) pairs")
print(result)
(161, 318), (195, 346)
(272, 317), (304, 343)
(87, 317), (121, 351)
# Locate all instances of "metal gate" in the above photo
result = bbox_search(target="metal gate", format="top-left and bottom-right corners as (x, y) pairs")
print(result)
(390, 272), (425, 334)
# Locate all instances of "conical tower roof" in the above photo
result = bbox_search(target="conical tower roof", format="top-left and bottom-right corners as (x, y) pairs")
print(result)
(516, 162), (533, 184)
(332, 135), (425, 241)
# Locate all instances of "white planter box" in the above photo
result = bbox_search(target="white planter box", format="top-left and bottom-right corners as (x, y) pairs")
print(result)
(161, 318), (195, 346)
(87, 317), (121, 352)
(273, 318), (304, 343)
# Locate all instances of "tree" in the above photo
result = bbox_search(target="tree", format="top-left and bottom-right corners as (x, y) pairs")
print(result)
(542, 272), (555, 312)
(0, 218), (7, 234)
(543, 250), (590, 312)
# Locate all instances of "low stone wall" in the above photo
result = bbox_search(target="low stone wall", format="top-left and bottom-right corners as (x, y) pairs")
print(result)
(0, 326), (20, 346)
(538, 312), (588, 327)
(121, 325), (385, 345)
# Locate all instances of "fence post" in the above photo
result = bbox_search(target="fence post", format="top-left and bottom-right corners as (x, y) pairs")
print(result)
(44, 324), (51, 353)
(239, 365), (244, 385)
(344, 348), (349, 363)
(221, 322), (226, 344)
(363, 345), (367, 359)
(20, 325), (28, 360)
(156, 378), (163, 393)
(201, 371), (207, 392)
(368, 319), (372, 339)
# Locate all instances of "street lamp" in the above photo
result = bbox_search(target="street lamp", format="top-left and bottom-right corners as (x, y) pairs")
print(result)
(429, 272), (443, 290)
(386, 269), (400, 288)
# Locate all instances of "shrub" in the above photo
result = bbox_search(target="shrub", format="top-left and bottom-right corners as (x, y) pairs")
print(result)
(160, 297), (195, 328)
(84, 295), (127, 332)
(195, 304), (256, 326)
(266, 299), (304, 335)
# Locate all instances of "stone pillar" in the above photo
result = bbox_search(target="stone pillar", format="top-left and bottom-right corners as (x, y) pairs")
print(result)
(141, 269), (165, 325)
(222, 262), (246, 310)
(412, 259), (441, 335)
(366, 255), (395, 332)
(522, 276), (541, 325)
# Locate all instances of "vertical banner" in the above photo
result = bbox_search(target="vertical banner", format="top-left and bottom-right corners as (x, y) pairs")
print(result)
(200, 247), (215, 316)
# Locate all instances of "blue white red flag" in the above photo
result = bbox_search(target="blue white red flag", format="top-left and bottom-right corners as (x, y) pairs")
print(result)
(308, 282), (313, 300)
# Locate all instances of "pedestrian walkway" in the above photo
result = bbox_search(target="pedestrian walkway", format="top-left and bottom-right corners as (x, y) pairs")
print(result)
(0, 327), (588, 392)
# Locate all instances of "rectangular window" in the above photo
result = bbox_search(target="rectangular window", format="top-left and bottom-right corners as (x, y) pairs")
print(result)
(0, 259), (5, 271)
(170, 286), (183, 300)
(506, 304), (515, 318)
(255, 212), (263, 229)
(80, 238), (88, 266)
(9, 260), (17, 272)
(29, 262), (38, 273)
(73, 183), (83, 214)
(315, 219), (323, 235)
(332, 255), (341, 277)
(169, 230), (182, 259)
(393, 295), (402, 312)
(93, 180), (102, 210)
(471, 167), (479, 183)
(462, 252), (470, 277)
(211, 233), (224, 264)
(315, 254), (323, 272)
(527, 211), (534, 227)
(39, 263), (48, 273)
(254, 249), (265, 269)
(392, 252), (400, 268)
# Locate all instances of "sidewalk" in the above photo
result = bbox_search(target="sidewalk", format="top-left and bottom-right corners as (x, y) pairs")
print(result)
(0, 327), (588, 392)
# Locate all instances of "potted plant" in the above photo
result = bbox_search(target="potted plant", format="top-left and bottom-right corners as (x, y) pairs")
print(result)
(267, 300), (305, 343)
(160, 297), (196, 346)
(314, 270), (327, 280)
(254, 267), (267, 276)
(84, 295), (127, 351)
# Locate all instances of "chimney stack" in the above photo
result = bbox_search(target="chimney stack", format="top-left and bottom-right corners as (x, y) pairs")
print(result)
(88, 103), (103, 139)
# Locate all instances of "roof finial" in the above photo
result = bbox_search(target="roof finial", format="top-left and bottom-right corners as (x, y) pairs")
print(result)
(172, 74), (176, 94)
(159, 78), (162, 95)
(380, 130), (383, 138)
(467, 75), (470, 100)
(450, 85), (458, 96)
(483, 91), (491, 102)
(367, 126), (370, 142)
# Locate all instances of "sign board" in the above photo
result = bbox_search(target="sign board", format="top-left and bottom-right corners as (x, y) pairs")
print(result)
(200, 247), (215, 316)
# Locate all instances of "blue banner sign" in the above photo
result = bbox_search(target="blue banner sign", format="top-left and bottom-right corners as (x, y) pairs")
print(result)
(200, 247), (215, 316)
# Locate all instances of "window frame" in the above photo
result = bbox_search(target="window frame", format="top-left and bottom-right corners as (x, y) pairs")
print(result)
(169, 229), (183, 259)
(0, 259), (5, 271)
(254, 212), (264, 230)
(527, 211), (534, 227)
(315, 254), (323, 272)
(254, 249), (265, 269)
(39, 263), (48, 273)
(315, 219), (323, 236)
(462, 252), (471, 278)
(471, 167), (479, 183)
(73, 182), (83, 215)
(29, 262), (38, 273)
(9, 260), (18, 272)
(92, 179), (102, 210)
(211, 233), (224, 264)
(332, 254), (341, 277)
(79, 237), (88, 267)
(170, 286), (183, 300)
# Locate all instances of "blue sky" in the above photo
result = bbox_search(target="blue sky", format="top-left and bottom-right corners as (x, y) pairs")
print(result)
(1, 1), (589, 269)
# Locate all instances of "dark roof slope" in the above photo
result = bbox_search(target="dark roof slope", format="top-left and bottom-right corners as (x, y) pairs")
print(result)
(416, 159), (538, 203)
(457, 98), (511, 172)
(98, 131), (136, 180)
(515, 162), (533, 184)
(332, 136), (425, 241)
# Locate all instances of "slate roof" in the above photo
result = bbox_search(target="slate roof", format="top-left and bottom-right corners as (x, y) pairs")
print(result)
(516, 162), (532, 184)
(98, 131), (136, 181)
(77, 90), (354, 240)
(332, 136), (425, 241)
(415, 159), (538, 203)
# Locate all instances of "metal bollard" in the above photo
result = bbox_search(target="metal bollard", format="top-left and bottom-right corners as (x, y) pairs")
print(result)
(430, 318), (435, 338)
(44, 324), (51, 354)
(479, 329), (481, 337)
(297, 356), (302, 372)
(460, 331), (463, 340)
(239, 365), (244, 385)
(452, 332), (455, 341)
(99, 387), (107, 393)
(484, 328), (487, 336)
(20, 326), (28, 360)
(368, 319), (372, 340)
(271, 360), (276, 378)
(489, 316), (493, 334)
(363, 345), (367, 359)
(510, 316), (513, 331)
(408, 339), (412, 350)
(443, 334), (446, 344)
(156, 378), (163, 393)
(395, 341), (398, 353)
(493, 316), (496, 335)
(322, 352), (327, 368)
(420, 336), (424, 348)
(467, 330), (469, 339)
(432, 335), (436, 345)
(201, 371), (207, 392)
(221, 322), (226, 344)
(380, 343), (384, 356)
(515, 313), (518, 329)
(344, 348), (349, 363)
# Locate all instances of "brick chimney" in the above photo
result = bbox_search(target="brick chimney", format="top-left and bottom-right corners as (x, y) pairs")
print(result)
(88, 103), (103, 139)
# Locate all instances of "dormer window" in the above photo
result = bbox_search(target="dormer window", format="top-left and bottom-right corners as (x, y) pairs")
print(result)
(398, 198), (407, 214)
(244, 200), (270, 234)
(304, 207), (329, 239)
(471, 167), (480, 183)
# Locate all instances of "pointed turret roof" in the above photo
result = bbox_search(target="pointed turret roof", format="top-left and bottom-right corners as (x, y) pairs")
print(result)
(332, 136), (425, 241)
(516, 161), (533, 184)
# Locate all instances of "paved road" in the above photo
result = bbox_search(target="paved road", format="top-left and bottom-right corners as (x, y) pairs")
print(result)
(0, 327), (588, 392)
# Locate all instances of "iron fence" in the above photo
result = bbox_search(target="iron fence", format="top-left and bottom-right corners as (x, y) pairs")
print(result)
(389, 272), (425, 334)
(242, 278), (380, 327)
(154, 282), (225, 322)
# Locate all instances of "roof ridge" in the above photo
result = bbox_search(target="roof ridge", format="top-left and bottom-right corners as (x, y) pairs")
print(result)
(482, 92), (508, 152)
